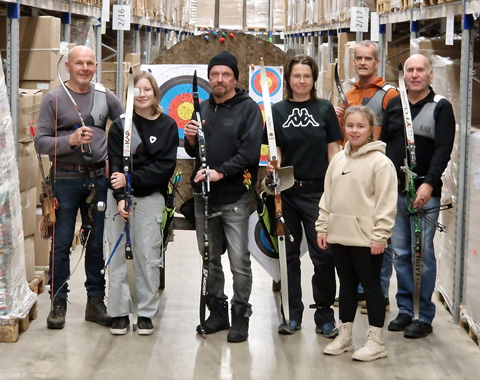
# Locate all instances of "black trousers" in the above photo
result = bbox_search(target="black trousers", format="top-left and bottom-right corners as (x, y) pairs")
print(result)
(330, 244), (385, 328)
(281, 191), (336, 325)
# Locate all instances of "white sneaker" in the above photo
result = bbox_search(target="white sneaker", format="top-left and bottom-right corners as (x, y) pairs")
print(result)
(323, 322), (354, 355)
(352, 326), (387, 361)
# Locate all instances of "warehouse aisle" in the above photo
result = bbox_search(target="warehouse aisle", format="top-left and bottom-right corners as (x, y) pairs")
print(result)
(1, 229), (479, 380)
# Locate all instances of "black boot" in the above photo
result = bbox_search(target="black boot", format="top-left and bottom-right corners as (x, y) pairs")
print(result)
(85, 295), (112, 326)
(47, 298), (67, 329)
(227, 304), (249, 343)
(196, 297), (230, 335)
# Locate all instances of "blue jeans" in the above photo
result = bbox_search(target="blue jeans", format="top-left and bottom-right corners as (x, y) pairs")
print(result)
(50, 172), (108, 299)
(391, 193), (440, 324)
(194, 193), (253, 315)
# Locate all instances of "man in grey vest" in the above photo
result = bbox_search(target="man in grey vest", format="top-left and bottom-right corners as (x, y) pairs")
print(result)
(335, 40), (399, 312)
(35, 46), (124, 329)
(380, 54), (455, 338)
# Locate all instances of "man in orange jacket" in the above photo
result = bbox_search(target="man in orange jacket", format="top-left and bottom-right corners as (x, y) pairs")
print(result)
(335, 40), (398, 140)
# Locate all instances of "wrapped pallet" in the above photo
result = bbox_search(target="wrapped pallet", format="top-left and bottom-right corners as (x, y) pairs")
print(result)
(462, 131), (480, 340)
(0, 51), (37, 331)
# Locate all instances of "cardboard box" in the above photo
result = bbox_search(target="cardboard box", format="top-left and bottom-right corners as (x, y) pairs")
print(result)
(24, 235), (36, 283)
(34, 210), (51, 267)
(0, 16), (61, 81)
(21, 188), (37, 237)
(124, 53), (141, 73)
(19, 78), (60, 93)
(18, 89), (43, 143)
(18, 141), (39, 192)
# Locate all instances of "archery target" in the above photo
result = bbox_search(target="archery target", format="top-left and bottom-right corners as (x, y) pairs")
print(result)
(158, 75), (210, 139)
(250, 67), (282, 98)
(248, 212), (308, 282)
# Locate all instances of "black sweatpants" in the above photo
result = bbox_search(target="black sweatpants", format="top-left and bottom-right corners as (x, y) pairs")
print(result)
(330, 244), (385, 327)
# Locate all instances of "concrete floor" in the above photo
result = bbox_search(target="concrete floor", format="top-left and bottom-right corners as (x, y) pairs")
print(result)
(1, 229), (479, 380)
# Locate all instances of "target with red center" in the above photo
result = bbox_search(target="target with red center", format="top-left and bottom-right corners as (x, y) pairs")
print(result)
(159, 75), (210, 139)
(250, 67), (282, 98)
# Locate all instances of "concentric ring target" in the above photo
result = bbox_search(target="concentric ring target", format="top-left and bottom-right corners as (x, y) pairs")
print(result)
(250, 68), (282, 98)
(253, 219), (278, 259)
(159, 75), (210, 139)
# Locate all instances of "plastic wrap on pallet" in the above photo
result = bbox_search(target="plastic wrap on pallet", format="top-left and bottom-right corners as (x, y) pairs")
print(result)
(434, 125), (459, 311)
(462, 131), (480, 340)
(219, 0), (242, 29)
(466, 0), (480, 19)
(0, 52), (37, 321)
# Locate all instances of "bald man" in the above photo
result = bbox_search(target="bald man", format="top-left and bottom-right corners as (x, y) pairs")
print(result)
(35, 46), (124, 330)
(380, 54), (455, 338)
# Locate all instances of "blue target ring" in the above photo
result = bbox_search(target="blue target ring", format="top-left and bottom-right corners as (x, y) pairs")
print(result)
(251, 68), (282, 98)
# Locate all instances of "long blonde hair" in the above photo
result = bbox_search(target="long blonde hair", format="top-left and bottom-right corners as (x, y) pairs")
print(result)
(133, 71), (163, 116)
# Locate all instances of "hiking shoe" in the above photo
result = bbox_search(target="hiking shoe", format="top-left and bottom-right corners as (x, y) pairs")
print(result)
(404, 320), (432, 339)
(227, 305), (249, 343)
(110, 316), (130, 335)
(85, 295), (112, 326)
(137, 317), (154, 335)
(196, 299), (230, 335)
(278, 320), (301, 335)
(316, 321), (339, 338)
(360, 298), (390, 314)
(323, 322), (354, 355)
(352, 326), (387, 362)
(388, 313), (412, 331)
(47, 298), (67, 329)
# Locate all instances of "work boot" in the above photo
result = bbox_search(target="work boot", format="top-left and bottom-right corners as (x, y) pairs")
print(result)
(196, 298), (230, 335)
(352, 326), (388, 361)
(323, 322), (354, 355)
(227, 305), (249, 343)
(47, 298), (67, 329)
(85, 295), (112, 326)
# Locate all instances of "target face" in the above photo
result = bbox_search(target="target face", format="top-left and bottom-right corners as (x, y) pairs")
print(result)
(158, 75), (211, 139)
(250, 67), (282, 98)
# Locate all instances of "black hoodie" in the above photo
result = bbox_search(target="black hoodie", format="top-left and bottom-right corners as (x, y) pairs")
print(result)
(185, 88), (263, 204)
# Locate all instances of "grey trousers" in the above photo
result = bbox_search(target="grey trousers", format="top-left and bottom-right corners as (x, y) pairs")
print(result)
(194, 192), (253, 316)
(105, 189), (165, 319)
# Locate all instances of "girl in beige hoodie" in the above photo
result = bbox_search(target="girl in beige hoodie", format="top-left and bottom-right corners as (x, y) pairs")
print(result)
(316, 106), (397, 362)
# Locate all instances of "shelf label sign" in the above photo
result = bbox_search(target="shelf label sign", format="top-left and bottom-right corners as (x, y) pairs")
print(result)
(350, 7), (369, 32)
(112, 5), (131, 31)
(446, 14), (454, 46)
(370, 12), (379, 41)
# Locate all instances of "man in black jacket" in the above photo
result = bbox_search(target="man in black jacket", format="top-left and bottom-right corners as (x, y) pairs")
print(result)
(184, 51), (263, 342)
(380, 54), (455, 339)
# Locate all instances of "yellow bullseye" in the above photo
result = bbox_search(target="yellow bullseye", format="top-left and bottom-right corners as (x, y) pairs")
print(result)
(178, 102), (194, 120)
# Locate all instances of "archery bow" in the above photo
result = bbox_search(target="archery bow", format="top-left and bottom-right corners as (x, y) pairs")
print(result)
(260, 57), (294, 324)
(398, 68), (422, 321)
(335, 62), (349, 109)
(193, 71), (210, 338)
(101, 68), (137, 328)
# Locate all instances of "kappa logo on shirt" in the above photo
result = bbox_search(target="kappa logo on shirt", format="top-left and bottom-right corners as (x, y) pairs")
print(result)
(282, 108), (320, 128)
(149, 136), (157, 144)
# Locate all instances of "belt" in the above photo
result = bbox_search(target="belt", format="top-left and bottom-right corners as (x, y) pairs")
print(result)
(53, 161), (107, 179)
(284, 180), (324, 194)
(55, 161), (106, 173)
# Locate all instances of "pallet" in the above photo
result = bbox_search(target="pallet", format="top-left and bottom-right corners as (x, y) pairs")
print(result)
(459, 306), (480, 348)
(437, 290), (451, 312)
(0, 301), (38, 343)
(28, 271), (46, 295)
(376, 0), (392, 14)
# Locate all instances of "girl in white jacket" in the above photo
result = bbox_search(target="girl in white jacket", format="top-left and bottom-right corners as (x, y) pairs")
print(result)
(316, 106), (397, 361)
